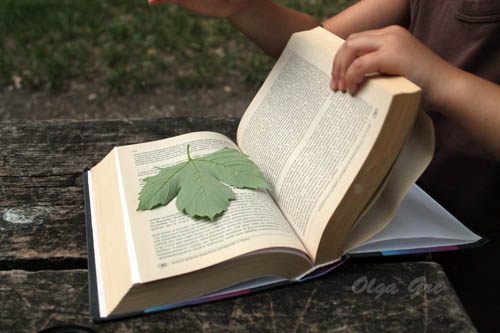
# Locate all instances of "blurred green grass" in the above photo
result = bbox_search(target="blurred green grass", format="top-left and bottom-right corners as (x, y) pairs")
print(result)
(0, 0), (354, 92)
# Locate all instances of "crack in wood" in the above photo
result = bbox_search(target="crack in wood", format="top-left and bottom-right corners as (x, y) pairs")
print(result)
(0, 258), (87, 271)
(267, 293), (277, 333)
(293, 286), (318, 332)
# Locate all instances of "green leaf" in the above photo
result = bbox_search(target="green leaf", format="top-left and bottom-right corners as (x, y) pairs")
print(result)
(136, 161), (186, 211)
(137, 145), (269, 220)
(197, 148), (270, 189)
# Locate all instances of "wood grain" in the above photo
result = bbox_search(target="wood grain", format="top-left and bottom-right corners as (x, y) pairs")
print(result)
(0, 118), (238, 261)
(0, 263), (476, 332)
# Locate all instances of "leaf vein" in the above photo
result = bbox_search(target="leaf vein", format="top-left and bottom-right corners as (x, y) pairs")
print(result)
(189, 161), (209, 202)
(199, 159), (246, 174)
(146, 163), (187, 200)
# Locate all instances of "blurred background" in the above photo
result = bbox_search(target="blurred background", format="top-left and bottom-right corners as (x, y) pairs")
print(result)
(0, 0), (354, 120)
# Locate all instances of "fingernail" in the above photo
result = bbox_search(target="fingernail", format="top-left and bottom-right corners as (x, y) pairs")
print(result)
(338, 78), (345, 91)
(330, 77), (337, 90)
(347, 83), (357, 95)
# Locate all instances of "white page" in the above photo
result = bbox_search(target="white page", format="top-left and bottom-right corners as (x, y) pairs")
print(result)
(349, 185), (481, 254)
(114, 132), (308, 283)
(236, 27), (393, 259)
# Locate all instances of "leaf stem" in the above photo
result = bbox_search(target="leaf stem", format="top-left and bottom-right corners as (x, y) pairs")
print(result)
(187, 144), (192, 161)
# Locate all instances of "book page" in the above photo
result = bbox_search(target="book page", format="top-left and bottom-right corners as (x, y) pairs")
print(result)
(113, 132), (309, 283)
(348, 185), (481, 254)
(343, 110), (435, 252)
(237, 27), (393, 260)
(88, 151), (134, 317)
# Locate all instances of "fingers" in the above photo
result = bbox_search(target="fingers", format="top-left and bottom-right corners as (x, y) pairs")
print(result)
(331, 26), (407, 94)
(344, 52), (383, 94)
(331, 35), (381, 92)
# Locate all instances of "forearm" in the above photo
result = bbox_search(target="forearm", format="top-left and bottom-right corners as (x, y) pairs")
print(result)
(229, 0), (411, 58)
(429, 64), (500, 159)
(228, 0), (320, 58)
(322, 0), (410, 39)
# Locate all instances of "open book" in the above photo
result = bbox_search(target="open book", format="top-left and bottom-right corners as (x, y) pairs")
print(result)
(83, 27), (481, 321)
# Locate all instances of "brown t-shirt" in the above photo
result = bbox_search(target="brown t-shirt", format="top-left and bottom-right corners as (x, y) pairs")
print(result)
(409, 0), (500, 236)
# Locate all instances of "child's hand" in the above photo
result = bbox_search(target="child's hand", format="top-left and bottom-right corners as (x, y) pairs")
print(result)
(148, 0), (250, 19)
(330, 25), (447, 95)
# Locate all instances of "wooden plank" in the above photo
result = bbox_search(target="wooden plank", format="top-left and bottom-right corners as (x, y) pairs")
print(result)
(0, 263), (476, 332)
(0, 118), (239, 261)
(0, 118), (239, 176)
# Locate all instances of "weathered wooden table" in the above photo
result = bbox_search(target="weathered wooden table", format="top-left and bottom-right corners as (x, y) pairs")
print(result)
(0, 118), (476, 332)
